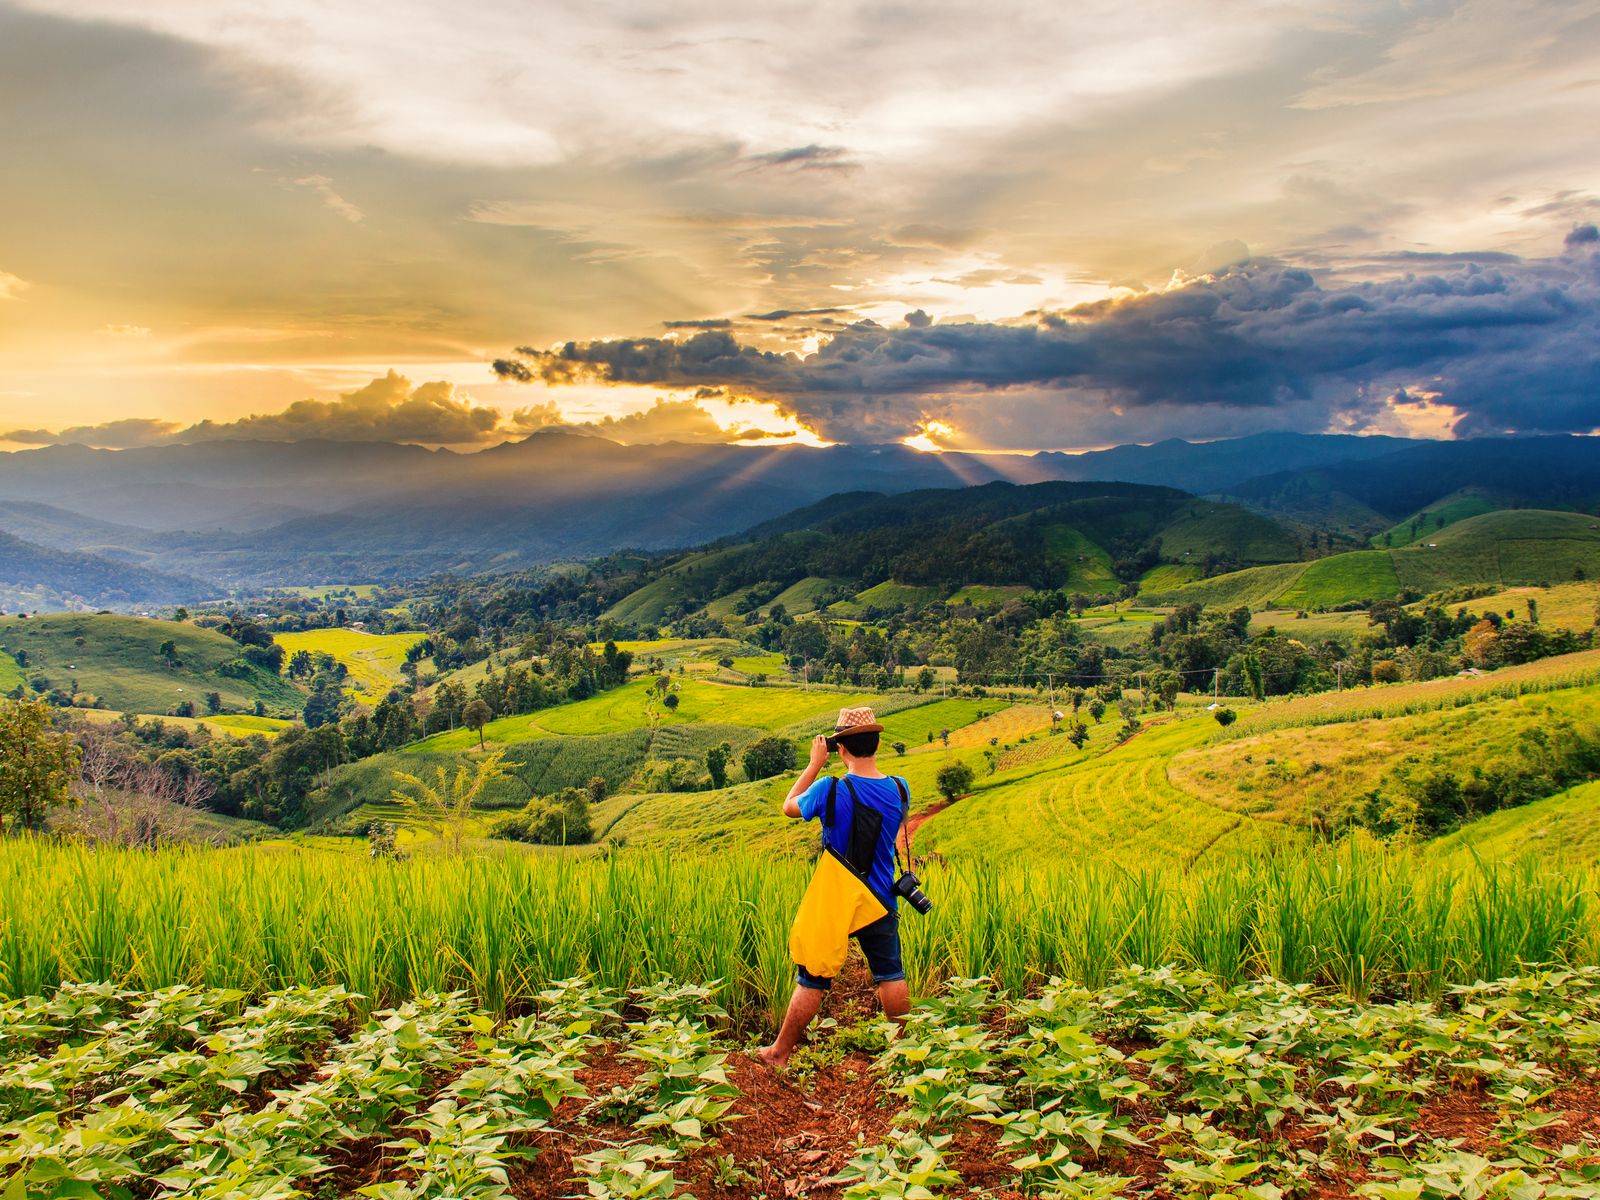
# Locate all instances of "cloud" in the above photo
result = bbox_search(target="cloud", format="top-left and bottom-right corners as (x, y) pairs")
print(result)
(3, 417), (181, 449)
(585, 398), (735, 444)
(663, 318), (734, 330)
(5, 371), (513, 448)
(1567, 224), (1600, 248)
(293, 175), (364, 223)
(493, 249), (1600, 443)
(744, 306), (852, 322)
(0, 270), (29, 301)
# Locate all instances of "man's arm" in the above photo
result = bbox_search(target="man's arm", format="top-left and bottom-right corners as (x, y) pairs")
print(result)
(783, 735), (831, 817)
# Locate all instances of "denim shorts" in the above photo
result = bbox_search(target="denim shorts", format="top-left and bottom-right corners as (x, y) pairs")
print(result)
(796, 910), (904, 990)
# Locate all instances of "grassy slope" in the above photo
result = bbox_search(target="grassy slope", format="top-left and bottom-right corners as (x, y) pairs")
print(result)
(274, 628), (427, 704)
(1389, 509), (1600, 595)
(762, 576), (841, 616)
(1139, 563), (1203, 592)
(1148, 509), (1600, 610)
(0, 613), (304, 716)
(1040, 525), (1118, 591)
(0, 650), (22, 691)
(1155, 503), (1300, 564)
(829, 581), (946, 616)
(1431, 780), (1600, 866)
(1248, 610), (1371, 640)
(1374, 489), (1505, 548)
(1169, 686), (1596, 825)
(603, 546), (749, 626)
(946, 584), (1030, 607)
(1231, 647), (1600, 734)
(72, 708), (293, 739)
(1143, 562), (1310, 608)
(411, 678), (907, 751)
(1447, 582), (1600, 633)
(1277, 550), (1399, 608)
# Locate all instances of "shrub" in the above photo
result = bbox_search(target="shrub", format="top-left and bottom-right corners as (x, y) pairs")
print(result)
(935, 762), (975, 803)
(742, 736), (795, 782)
(492, 786), (593, 845)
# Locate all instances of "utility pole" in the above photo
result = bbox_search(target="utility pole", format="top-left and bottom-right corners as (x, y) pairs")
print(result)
(1212, 667), (1219, 700)
(1335, 662), (1344, 690)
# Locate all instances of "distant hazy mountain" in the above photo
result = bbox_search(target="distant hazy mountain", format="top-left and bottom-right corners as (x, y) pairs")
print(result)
(0, 531), (209, 609)
(2, 429), (1591, 590)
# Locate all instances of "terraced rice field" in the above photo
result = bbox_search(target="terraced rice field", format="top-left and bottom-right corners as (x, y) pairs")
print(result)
(7, 969), (1600, 1200)
(920, 715), (1287, 867)
(937, 703), (1055, 749)
(275, 628), (427, 703)
(1169, 687), (1597, 825)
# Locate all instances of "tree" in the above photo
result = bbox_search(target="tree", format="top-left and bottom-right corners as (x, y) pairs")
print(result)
(663, 692), (680, 711)
(916, 666), (935, 691)
(462, 698), (493, 748)
(1068, 722), (1089, 749)
(204, 691), (222, 715)
(390, 750), (508, 854)
(891, 741), (907, 757)
(492, 786), (593, 846)
(157, 639), (179, 668)
(587, 775), (609, 806)
(1212, 706), (1237, 728)
(1087, 699), (1106, 724)
(936, 762), (975, 803)
(742, 736), (796, 782)
(303, 682), (343, 729)
(705, 742), (732, 789)
(0, 699), (80, 833)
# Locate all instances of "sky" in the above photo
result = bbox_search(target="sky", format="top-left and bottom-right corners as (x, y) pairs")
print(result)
(1, 0), (1598, 453)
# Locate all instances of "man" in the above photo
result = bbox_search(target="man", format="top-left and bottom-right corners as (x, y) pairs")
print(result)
(759, 706), (912, 1069)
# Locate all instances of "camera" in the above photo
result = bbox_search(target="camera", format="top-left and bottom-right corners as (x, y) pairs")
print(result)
(893, 870), (932, 915)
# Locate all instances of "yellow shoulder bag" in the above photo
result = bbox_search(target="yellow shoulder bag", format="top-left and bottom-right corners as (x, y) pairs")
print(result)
(788, 778), (890, 979)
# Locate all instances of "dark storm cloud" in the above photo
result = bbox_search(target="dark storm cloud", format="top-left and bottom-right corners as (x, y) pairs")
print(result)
(744, 306), (852, 321)
(1566, 224), (1600, 248)
(662, 318), (734, 329)
(494, 248), (1600, 441)
(741, 144), (858, 173)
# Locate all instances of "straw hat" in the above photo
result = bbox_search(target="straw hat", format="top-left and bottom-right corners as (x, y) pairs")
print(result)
(831, 706), (883, 736)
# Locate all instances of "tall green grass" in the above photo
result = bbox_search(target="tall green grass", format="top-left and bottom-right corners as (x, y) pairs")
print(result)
(0, 840), (1592, 1022)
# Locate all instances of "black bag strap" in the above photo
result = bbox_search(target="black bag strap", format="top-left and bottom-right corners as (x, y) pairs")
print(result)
(891, 776), (911, 874)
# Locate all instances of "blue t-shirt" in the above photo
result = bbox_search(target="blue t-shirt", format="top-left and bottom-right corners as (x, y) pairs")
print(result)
(797, 773), (908, 907)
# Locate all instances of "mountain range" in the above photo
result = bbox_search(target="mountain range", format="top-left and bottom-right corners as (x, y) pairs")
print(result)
(0, 430), (1594, 602)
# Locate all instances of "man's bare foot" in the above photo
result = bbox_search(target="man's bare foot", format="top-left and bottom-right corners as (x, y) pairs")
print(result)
(756, 1044), (789, 1070)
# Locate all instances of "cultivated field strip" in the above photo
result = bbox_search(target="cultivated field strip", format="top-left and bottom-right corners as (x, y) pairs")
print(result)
(1231, 648), (1600, 735)
(7, 840), (1595, 1015)
(5, 970), (1600, 1198)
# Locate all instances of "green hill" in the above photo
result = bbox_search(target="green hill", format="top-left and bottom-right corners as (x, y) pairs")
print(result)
(603, 545), (751, 626)
(598, 481), (1302, 628)
(1373, 488), (1509, 548)
(761, 576), (845, 616)
(0, 613), (305, 715)
(1147, 509), (1600, 609)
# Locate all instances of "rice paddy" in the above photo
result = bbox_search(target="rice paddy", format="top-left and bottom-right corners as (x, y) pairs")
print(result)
(274, 628), (428, 703)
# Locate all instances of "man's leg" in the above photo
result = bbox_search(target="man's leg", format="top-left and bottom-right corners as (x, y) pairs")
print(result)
(877, 978), (910, 1023)
(758, 983), (825, 1069)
